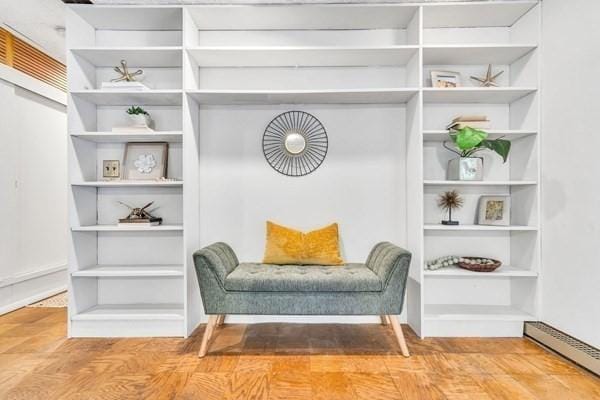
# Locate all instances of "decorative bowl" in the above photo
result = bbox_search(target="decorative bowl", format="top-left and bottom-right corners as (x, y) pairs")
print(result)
(457, 257), (501, 272)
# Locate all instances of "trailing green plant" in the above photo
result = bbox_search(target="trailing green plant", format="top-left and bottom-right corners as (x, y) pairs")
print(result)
(444, 126), (511, 162)
(127, 106), (149, 116)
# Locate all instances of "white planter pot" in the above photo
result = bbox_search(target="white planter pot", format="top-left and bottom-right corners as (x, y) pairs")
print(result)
(129, 113), (152, 128)
(447, 157), (483, 181)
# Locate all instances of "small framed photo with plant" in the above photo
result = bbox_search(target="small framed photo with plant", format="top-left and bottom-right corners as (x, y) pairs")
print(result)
(123, 142), (168, 180)
(431, 70), (462, 88)
(477, 195), (510, 226)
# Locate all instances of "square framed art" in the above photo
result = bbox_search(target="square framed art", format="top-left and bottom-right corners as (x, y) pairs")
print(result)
(123, 142), (168, 180)
(477, 195), (511, 226)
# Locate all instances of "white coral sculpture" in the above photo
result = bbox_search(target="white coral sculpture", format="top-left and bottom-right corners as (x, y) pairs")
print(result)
(134, 154), (156, 173)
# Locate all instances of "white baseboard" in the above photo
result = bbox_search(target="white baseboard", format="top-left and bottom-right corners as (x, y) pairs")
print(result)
(0, 263), (67, 288)
(0, 264), (67, 315)
(70, 319), (184, 338)
(423, 320), (525, 337)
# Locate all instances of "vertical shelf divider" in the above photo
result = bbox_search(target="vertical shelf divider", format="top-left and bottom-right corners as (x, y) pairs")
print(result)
(406, 5), (424, 338)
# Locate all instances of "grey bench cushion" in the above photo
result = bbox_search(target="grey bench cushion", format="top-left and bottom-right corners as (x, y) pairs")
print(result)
(224, 262), (382, 292)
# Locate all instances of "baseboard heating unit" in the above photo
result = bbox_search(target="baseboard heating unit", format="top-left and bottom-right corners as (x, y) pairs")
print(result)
(525, 322), (599, 376)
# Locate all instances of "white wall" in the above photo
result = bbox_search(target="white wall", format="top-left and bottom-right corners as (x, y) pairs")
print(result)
(199, 104), (406, 261)
(0, 67), (68, 314)
(542, 0), (600, 348)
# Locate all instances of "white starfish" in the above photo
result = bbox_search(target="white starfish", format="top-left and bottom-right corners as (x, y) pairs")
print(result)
(470, 64), (504, 87)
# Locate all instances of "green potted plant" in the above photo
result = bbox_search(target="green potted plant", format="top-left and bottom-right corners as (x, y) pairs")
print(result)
(444, 126), (511, 180)
(127, 106), (152, 128)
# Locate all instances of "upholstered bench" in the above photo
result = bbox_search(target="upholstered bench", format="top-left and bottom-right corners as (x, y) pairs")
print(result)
(193, 241), (412, 357)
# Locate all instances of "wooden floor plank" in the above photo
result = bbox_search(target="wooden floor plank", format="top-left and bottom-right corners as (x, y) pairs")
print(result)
(391, 372), (447, 400)
(310, 354), (358, 373)
(471, 374), (538, 400)
(175, 372), (229, 400)
(520, 352), (586, 375)
(383, 354), (428, 374)
(229, 370), (270, 400)
(143, 371), (191, 400)
(551, 374), (600, 399)
(269, 371), (312, 400)
(429, 373), (493, 400)
(509, 374), (581, 400)
(491, 354), (546, 375)
(311, 372), (358, 400)
(0, 307), (598, 400)
(348, 372), (402, 400)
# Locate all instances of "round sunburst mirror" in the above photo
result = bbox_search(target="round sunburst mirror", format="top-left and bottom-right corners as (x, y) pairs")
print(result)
(262, 111), (328, 177)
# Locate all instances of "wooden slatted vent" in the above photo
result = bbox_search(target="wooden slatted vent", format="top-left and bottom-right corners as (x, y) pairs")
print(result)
(0, 28), (66, 92)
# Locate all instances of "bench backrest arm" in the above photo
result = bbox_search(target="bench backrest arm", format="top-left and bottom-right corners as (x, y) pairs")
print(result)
(193, 242), (239, 287)
(365, 242), (412, 290)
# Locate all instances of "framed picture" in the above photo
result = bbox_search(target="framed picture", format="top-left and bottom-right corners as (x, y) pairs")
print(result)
(102, 160), (120, 179)
(477, 195), (510, 226)
(431, 70), (462, 88)
(123, 142), (168, 180)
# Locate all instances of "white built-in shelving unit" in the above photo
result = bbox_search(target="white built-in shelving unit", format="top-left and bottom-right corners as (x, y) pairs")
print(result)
(67, 6), (187, 337)
(417, 0), (541, 338)
(67, 1), (541, 338)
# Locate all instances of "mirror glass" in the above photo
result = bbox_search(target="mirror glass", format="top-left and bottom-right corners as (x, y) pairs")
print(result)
(284, 132), (306, 154)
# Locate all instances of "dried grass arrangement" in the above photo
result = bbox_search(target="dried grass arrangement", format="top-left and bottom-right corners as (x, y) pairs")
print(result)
(438, 190), (464, 225)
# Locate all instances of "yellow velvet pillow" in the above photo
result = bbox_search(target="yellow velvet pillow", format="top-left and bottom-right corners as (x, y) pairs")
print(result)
(263, 221), (344, 265)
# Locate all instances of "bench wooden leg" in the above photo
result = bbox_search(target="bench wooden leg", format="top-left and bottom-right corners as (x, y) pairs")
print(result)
(198, 315), (219, 358)
(216, 314), (225, 327)
(380, 315), (390, 325)
(388, 315), (410, 357)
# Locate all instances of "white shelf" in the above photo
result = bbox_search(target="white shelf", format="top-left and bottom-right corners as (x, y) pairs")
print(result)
(71, 131), (183, 143)
(424, 265), (537, 278)
(424, 180), (537, 186)
(72, 304), (184, 321)
(71, 181), (183, 188)
(424, 224), (537, 231)
(187, 4), (419, 30)
(423, 130), (536, 142)
(423, 87), (537, 103)
(423, 1), (537, 28)
(423, 44), (537, 65)
(71, 47), (183, 67)
(71, 90), (182, 106)
(71, 225), (183, 232)
(187, 46), (418, 67)
(72, 265), (183, 277)
(187, 89), (418, 105)
(424, 304), (535, 321)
